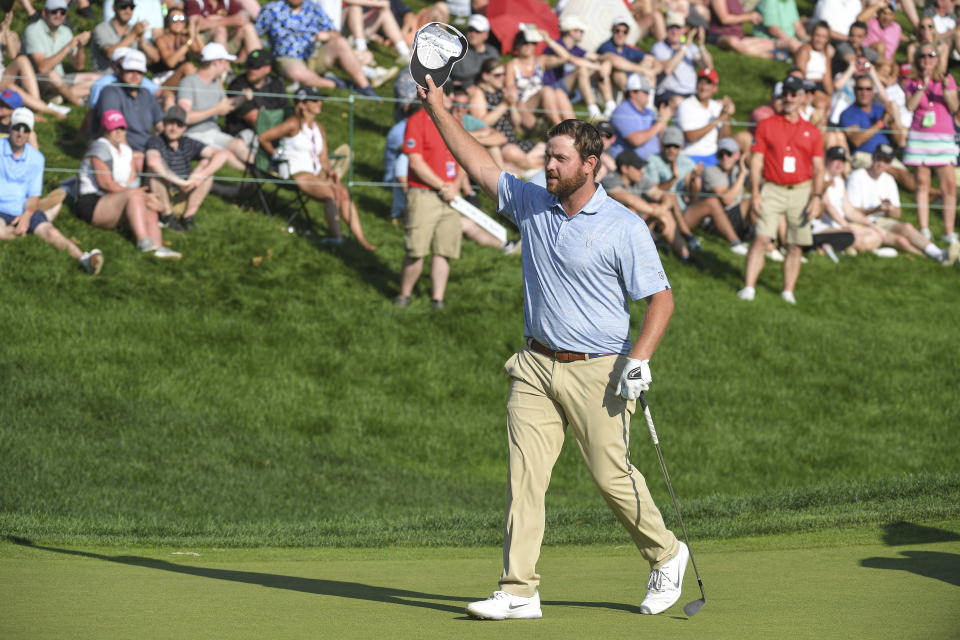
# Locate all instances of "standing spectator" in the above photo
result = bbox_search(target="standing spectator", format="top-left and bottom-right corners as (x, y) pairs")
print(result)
(903, 43), (959, 246)
(185, 0), (263, 59)
(707, 0), (777, 59)
(177, 44), (253, 171)
(755, 0), (809, 52)
(23, 0), (101, 106)
(91, 0), (155, 73)
(145, 105), (233, 230)
(609, 73), (675, 161)
(684, 136), (752, 254)
(449, 14), (499, 88)
(395, 90), (462, 309)
(598, 15), (662, 92)
(0, 108), (103, 275)
(675, 67), (735, 167)
(75, 110), (181, 259)
(738, 75), (825, 305)
(225, 49), (291, 142)
(652, 13), (715, 107)
(863, 2), (903, 61)
(255, 0), (391, 96)
(94, 51), (164, 160)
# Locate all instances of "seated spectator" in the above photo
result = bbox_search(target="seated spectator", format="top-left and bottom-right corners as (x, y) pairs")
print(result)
(505, 26), (575, 129)
(839, 72), (907, 170)
(145, 105), (232, 231)
(449, 14), (499, 89)
(342, 0), (413, 64)
(185, 0), (262, 61)
(629, 0), (668, 42)
(593, 120), (619, 182)
(0, 108), (103, 275)
(847, 144), (959, 263)
(177, 44), (253, 171)
(812, 0), (864, 41)
(548, 15), (617, 121)
(598, 15), (662, 93)
(817, 145), (885, 253)
(675, 68), (735, 167)
(255, 0), (389, 96)
(923, 0), (960, 52)
(609, 73), (675, 161)
(257, 87), (376, 250)
(89, 47), (160, 111)
(644, 126), (704, 248)
(683, 136), (752, 254)
(652, 13), (714, 107)
(862, 1), (903, 61)
(226, 49), (291, 145)
(707, 0), (777, 59)
(92, 0), (157, 73)
(76, 110), (181, 259)
(468, 58), (546, 172)
(796, 22), (835, 99)
(102, 0), (167, 44)
(604, 148), (692, 260)
(23, 0), (101, 106)
(906, 15), (951, 76)
(754, 0), (808, 52)
(151, 8), (202, 97)
(0, 12), (68, 119)
(397, 1), (450, 48)
(94, 51), (163, 163)
(450, 86), (511, 169)
(0, 90), (40, 148)
(832, 21), (888, 79)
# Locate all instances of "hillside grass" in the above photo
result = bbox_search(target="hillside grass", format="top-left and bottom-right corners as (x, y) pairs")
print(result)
(1, 3), (958, 548)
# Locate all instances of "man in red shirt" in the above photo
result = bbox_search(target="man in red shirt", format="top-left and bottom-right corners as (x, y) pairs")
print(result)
(738, 75), (824, 305)
(396, 90), (463, 310)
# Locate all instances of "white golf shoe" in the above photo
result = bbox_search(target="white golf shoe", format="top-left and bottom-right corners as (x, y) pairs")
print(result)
(640, 542), (689, 615)
(466, 590), (542, 620)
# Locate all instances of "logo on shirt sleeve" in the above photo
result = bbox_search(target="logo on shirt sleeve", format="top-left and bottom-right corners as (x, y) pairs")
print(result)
(406, 139), (416, 149)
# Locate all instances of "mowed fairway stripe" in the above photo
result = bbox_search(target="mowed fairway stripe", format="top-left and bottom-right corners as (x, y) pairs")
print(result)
(1, 532), (958, 640)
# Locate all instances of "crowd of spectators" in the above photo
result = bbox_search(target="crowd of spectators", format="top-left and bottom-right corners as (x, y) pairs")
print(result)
(0, 0), (958, 300)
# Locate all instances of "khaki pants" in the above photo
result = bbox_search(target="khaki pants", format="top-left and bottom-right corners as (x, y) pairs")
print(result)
(499, 347), (679, 597)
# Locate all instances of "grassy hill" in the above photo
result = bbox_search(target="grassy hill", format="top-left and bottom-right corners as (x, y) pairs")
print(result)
(1, 4), (958, 548)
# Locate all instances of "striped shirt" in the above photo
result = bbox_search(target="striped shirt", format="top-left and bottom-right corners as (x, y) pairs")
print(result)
(144, 134), (206, 179)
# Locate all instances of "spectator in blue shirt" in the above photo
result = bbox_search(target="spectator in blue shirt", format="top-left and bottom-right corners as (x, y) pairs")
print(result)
(839, 73), (907, 169)
(0, 108), (103, 275)
(609, 73), (676, 161)
(597, 15), (662, 93)
(548, 15), (617, 120)
(255, 0), (383, 97)
(644, 126), (707, 255)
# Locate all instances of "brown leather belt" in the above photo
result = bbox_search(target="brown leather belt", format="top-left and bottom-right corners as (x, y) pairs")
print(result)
(529, 339), (594, 362)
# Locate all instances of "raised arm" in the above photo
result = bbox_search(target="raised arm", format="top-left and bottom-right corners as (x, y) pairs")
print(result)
(418, 75), (502, 202)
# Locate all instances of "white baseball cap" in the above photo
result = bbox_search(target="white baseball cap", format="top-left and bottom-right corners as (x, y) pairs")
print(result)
(559, 15), (588, 33)
(111, 46), (135, 62)
(611, 15), (631, 29)
(201, 42), (237, 63)
(11, 107), (35, 131)
(518, 23), (544, 43)
(466, 14), (489, 32)
(625, 73), (652, 93)
(45, 0), (68, 11)
(121, 50), (147, 73)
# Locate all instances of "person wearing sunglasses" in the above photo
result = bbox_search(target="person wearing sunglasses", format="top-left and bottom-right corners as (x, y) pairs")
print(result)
(906, 18), (950, 77)
(597, 15), (662, 95)
(738, 75), (825, 305)
(449, 14), (499, 89)
(903, 42), (959, 247)
(838, 69), (907, 171)
(22, 0), (102, 106)
(0, 107), (104, 275)
(91, 1), (157, 72)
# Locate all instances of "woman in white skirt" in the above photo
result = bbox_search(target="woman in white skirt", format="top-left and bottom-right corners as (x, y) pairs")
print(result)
(258, 87), (376, 250)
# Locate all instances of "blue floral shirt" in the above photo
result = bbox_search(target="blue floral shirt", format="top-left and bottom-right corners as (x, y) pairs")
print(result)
(256, 0), (335, 61)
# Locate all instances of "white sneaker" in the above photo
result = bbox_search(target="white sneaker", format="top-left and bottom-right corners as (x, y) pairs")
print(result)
(736, 286), (755, 301)
(765, 249), (784, 262)
(466, 590), (542, 620)
(872, 247), (898, 258)
(47, 101), (71, 116)
(79, 248), (103, 275)
(781, 290), (796, 305)
(730, 241), (749, 256)
(604, 100), (617, 118)
(641, 542), (689, 615)
(153, 245), (182, 259)
(367, 65), (399, 88)
(587, 103), (602, 120)
(920, 227), (932, 240)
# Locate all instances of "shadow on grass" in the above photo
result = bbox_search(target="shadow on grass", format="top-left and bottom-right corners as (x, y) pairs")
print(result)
(879, 521), (960, 546)
(4, 537), (654, 618)
(859, 521), (960, 588)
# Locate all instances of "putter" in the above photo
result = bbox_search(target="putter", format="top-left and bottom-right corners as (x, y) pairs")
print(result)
(638, 391), (706, 617)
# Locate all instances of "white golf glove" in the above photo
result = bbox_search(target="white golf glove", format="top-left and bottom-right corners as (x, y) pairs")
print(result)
(619, 358), (651, 400)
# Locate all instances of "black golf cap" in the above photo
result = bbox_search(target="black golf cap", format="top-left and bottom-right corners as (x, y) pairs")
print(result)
(874, 143), (895, 161)
(596, 120), (616, 138)
(410, 22), (468, 90)
(163, 105), (187, 124)
(294, 86), (324, 102)
(247, 49), (272, 70)
(826, 146), (847, 162)
(782, 75), (805, 93)
(616, 149), (646, 170)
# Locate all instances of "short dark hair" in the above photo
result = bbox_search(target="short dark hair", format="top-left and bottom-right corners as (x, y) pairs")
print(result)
(547, 119), (603, 176)
(850, 20), (868, 33)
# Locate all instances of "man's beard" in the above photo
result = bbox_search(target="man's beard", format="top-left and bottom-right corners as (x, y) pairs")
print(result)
(546, 170), (588, 198)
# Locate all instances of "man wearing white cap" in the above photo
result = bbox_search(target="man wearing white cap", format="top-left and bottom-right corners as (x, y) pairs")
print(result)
(23, 0), (102, 105)
(88, 46), (160, 110)
(177, 43), (252, 170)
(91, 0), (156, 73)
(551, 15), (617, 120)
(596, 15), (662, 93)
(450, 14), (499, 88)
(609, 73), (676, 161)
(95, 50), (164, 156)
(651, 13), (714, 107)
(0, 108), (104, 275)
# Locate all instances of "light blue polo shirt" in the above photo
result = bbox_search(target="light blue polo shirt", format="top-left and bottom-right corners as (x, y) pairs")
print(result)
(0, 138), (44, 217)
(497, 172), (670, 355)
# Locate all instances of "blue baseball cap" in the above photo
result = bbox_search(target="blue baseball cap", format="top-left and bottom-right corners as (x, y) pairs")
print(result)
(0, 89), (23, 110)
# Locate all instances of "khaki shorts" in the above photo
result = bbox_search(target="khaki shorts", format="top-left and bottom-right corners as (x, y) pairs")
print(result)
(756, 181), (813, 246)
(277, 45), (329, 76)
(871, 216), (899, 232)
(852, 151), (906, 171)
(404, 188), (461, 259)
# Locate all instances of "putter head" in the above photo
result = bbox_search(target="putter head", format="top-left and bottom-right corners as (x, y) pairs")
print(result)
(683, 598), (705, 617)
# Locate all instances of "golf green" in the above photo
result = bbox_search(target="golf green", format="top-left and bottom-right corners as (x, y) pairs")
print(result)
(2, 523), (958, 639)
